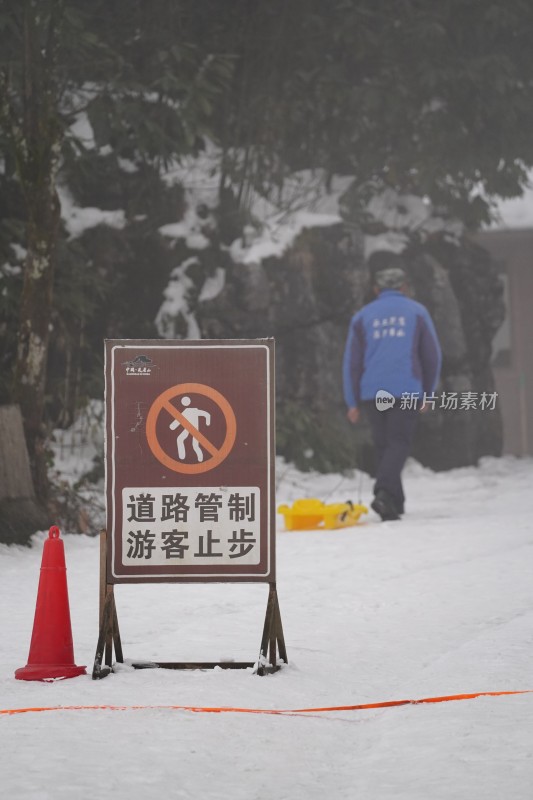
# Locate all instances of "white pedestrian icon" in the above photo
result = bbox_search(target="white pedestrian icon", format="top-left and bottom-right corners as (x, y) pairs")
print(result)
(169, 396), (211, 462)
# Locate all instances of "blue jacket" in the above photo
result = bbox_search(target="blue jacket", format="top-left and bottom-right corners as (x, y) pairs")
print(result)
(343, 289), (442, 408)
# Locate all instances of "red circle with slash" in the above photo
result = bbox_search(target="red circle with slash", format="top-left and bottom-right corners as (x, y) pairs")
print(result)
(146, 382), (237, 474)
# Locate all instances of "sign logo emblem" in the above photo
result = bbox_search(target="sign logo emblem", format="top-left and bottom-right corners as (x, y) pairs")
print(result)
(146, 382), (236, 474)
(123, 354), (156, 376)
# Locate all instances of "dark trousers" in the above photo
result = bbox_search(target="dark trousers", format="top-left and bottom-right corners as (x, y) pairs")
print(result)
(362, 402), (419, 513)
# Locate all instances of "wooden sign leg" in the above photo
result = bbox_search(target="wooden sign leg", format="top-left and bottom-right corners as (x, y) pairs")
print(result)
(257, 583), (287, 676)
(112, 596), (123, 663)
(93, 530), (123, 679)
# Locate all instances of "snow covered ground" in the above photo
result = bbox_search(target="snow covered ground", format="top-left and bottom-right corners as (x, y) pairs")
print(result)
(1, 455), (533, 799)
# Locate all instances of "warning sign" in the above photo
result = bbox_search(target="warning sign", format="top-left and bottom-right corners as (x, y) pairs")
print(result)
(105, 339), (275, 583)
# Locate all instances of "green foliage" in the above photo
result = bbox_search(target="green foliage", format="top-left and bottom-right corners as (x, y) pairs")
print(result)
(0, 0), (234, 444)
(194, 0), (533, 225)
(277, 399), (356, 473)
(2, 0), (533, 468)
(0, 1), (234, 170)
(3, 0), (533, 224)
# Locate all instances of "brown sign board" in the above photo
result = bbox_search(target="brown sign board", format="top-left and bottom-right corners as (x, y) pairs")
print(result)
(105, 339), (275, 583)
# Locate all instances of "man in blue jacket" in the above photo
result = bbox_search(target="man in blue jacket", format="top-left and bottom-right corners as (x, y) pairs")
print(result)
(343, 251), (442, 521)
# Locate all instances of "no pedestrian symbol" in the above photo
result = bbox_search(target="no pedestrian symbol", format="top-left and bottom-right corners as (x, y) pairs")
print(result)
(146, 382), (237, 474)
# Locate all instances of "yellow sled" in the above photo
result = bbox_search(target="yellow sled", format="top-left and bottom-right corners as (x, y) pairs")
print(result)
(277, 498), (368, 531)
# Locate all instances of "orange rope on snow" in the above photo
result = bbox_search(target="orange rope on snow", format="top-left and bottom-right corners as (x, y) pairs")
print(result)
(1, 690), (532, 717)
(290, 689), (533, 713)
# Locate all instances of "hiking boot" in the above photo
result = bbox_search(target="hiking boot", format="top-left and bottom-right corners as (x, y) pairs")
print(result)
(371, 490), (400, 521)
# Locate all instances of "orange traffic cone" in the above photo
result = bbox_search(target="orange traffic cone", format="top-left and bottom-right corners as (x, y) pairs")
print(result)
(15, 526), (86, 681)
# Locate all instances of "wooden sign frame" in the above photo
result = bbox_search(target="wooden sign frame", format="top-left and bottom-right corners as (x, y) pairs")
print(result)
(92, 531), (287, 678)
(92, 338), (286, 677)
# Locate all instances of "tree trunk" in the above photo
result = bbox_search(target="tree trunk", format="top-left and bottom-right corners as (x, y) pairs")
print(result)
(13, 191), (61, 502)
(9, 3), (63, 503)
(0, 405), (49, 545)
